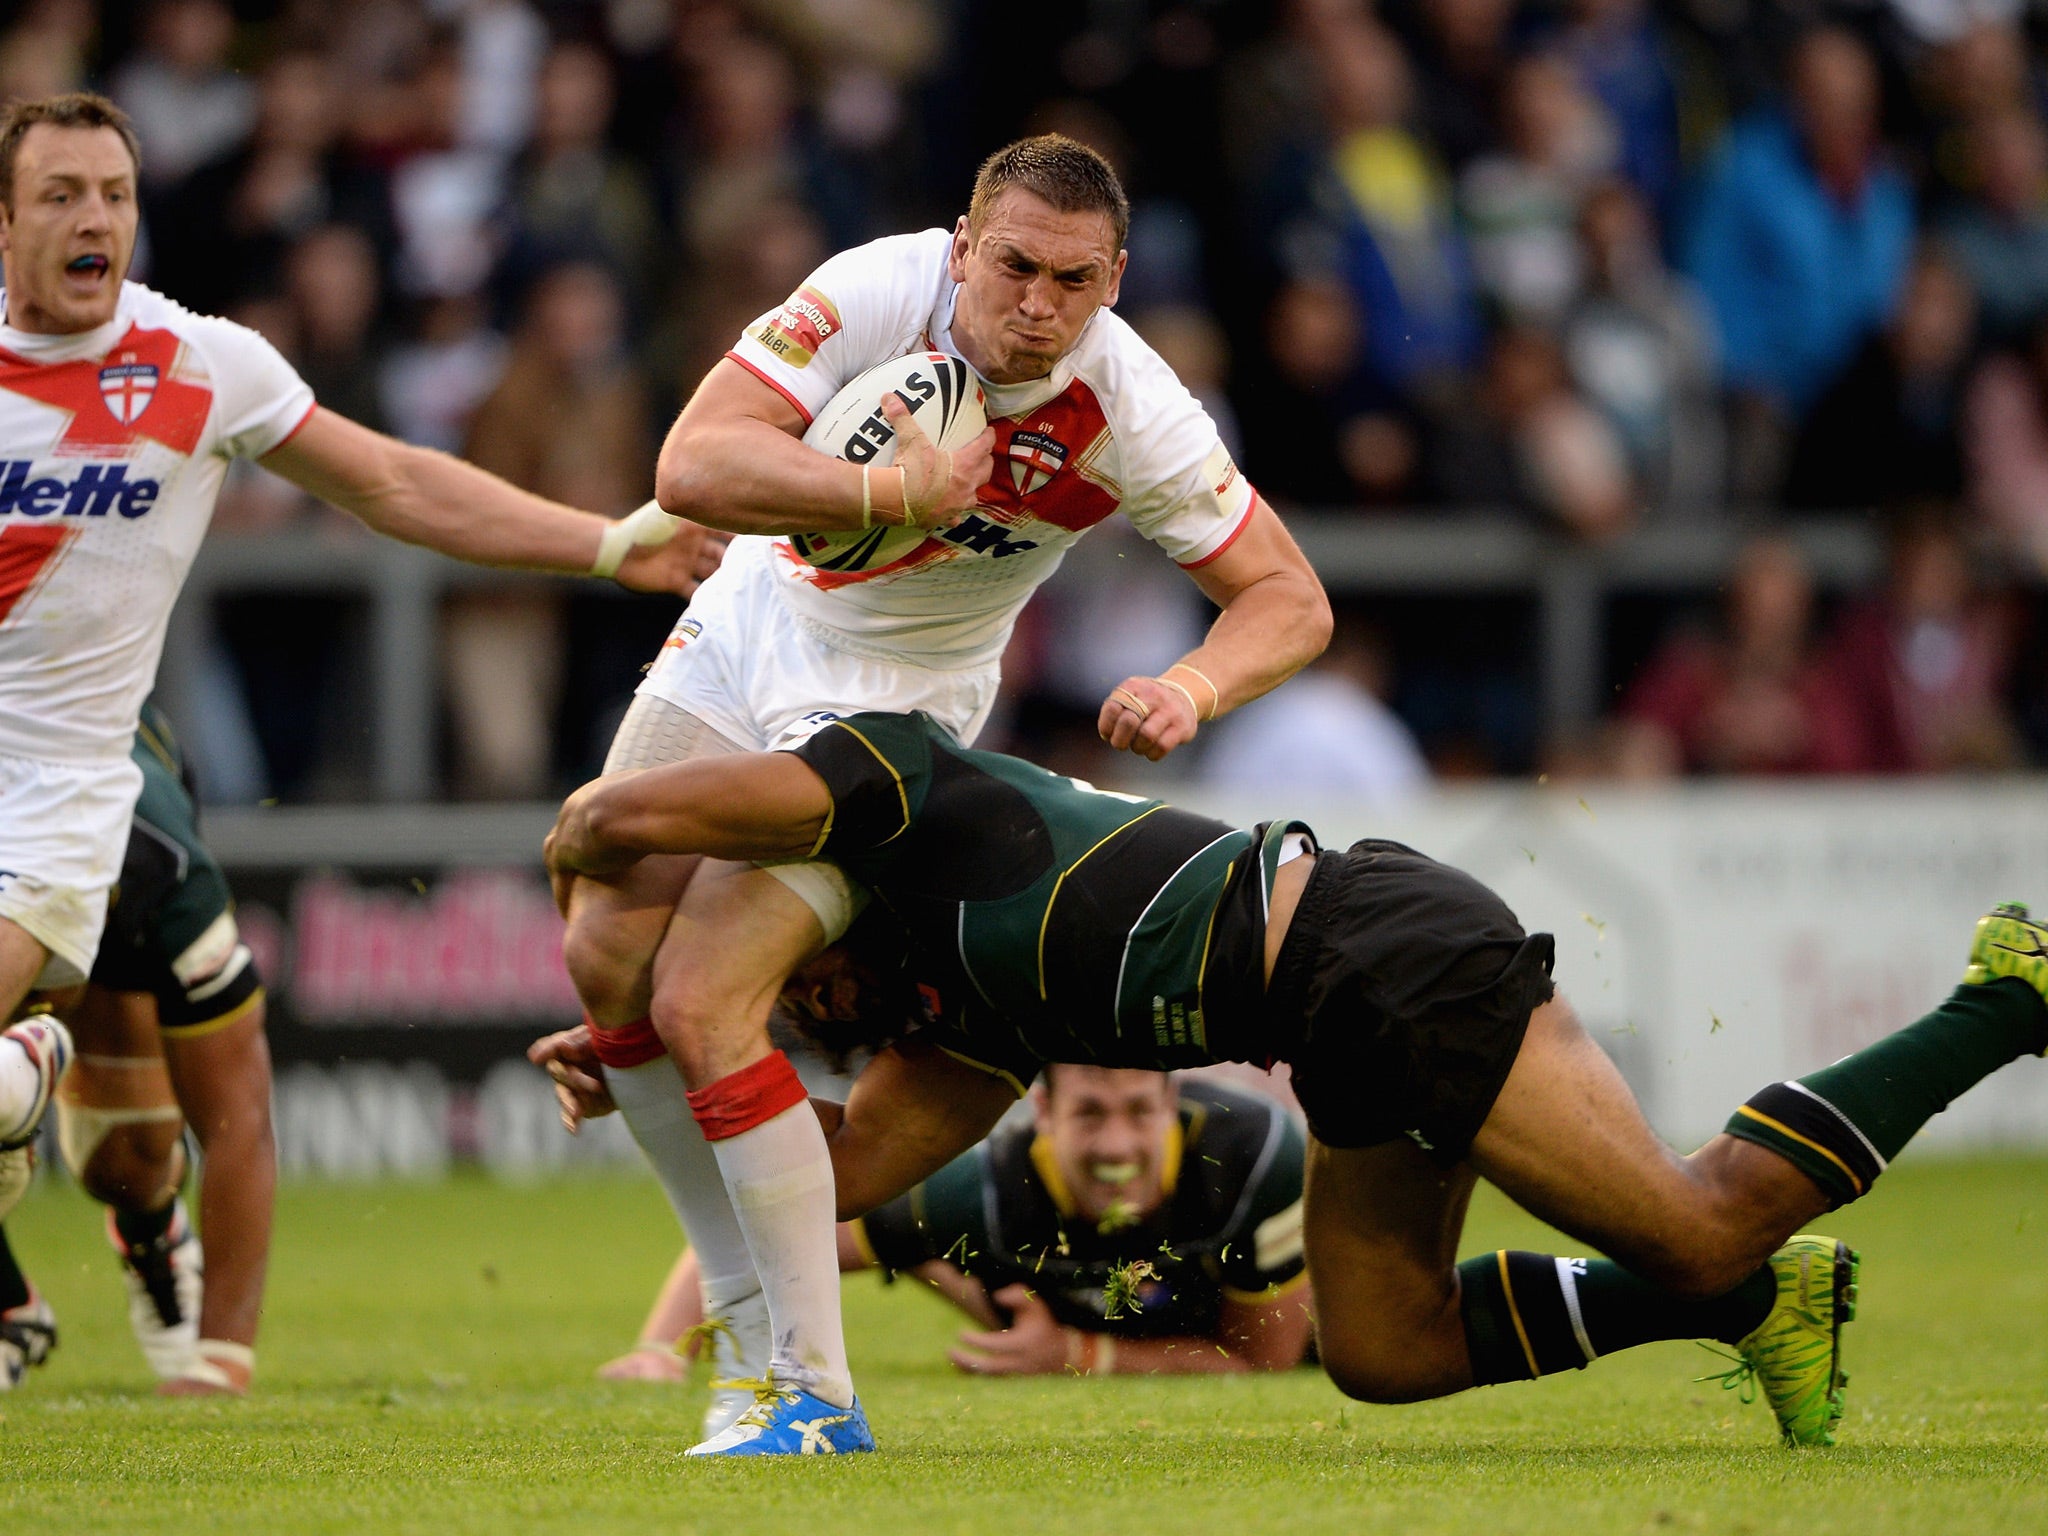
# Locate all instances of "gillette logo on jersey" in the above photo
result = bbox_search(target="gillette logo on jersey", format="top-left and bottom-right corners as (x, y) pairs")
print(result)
(0, 460), (161, 518)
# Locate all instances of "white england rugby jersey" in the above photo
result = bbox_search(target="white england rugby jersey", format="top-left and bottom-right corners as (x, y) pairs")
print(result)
(720, 228), (1257, 666)
(0, 282), (314, 761)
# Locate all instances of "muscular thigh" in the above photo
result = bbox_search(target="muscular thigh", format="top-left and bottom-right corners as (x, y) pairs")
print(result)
(0, 916), (46, 1018)
(1305, 1136), (1476, 1394)
(649, 859), (827, 1086)
(1469, 997), (1822, 1287)
(565, 697), (747, 1016)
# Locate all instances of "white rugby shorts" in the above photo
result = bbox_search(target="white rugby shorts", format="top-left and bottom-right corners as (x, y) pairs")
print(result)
(0, 751), (143, 990)
(638, 547), (1002, 752)
(631, 551), (999, 940)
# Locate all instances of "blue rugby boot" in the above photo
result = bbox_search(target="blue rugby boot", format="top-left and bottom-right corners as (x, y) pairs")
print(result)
(685, 1381), (875, 1457)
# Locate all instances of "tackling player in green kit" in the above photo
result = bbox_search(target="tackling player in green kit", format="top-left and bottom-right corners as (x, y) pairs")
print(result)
(540, 710), (2048, 1451)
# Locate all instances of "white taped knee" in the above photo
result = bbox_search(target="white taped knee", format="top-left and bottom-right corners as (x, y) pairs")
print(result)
(57, 1097), (184, 1179)
(759, 860), (869, 944)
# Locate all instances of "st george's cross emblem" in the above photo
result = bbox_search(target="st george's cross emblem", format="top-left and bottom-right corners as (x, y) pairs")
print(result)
(99, 358), (159, 426)
(1006, 429), (1067, 496)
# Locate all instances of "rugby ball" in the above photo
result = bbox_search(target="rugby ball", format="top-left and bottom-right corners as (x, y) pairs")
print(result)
(792, 352), (985, 574)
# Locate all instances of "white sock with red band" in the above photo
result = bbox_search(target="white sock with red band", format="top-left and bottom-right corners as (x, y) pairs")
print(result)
(689, 1051), (853, 1410)
(605, 1058), (772, 1411)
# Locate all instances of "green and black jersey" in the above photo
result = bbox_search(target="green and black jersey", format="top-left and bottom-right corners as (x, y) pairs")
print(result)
(856, 1079), (1308, 1338)
(787, 711), (1311, 1089)
(92, 698), (263, 1035)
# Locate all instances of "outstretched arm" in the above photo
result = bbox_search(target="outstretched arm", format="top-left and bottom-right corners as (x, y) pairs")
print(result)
(545, 752), (834, 895)
(259, 407), (715, 596)
(948, 1284), (1313, 1377)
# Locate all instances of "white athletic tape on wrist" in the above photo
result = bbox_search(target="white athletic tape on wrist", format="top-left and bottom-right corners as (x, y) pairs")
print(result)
(592, 500), (683, 579)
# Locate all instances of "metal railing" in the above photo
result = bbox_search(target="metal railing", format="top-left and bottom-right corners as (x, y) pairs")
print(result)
(158, 511), (1890, 801)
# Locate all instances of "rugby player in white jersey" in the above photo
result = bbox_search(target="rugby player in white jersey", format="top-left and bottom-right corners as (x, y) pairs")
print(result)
(0, 92), (709, 1380)
(554, 134), (1331, 1454)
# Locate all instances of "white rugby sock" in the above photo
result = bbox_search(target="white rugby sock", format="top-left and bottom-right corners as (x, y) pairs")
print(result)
(606, 1062), (771, 1401)
(706, 1102), (852, 1409)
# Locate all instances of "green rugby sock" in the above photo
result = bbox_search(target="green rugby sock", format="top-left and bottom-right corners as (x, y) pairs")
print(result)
(1459, 1251), (1775, 1385)
(1726, 978), (2048, 1206)
(0, 1223), (30, 1312)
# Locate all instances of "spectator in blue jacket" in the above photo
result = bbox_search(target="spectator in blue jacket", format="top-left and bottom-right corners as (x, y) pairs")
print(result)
(1683, 27), (1914, 481)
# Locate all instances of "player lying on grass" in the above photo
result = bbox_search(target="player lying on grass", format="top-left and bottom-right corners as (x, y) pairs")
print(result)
(541, 710), (2048, 1451)
(593, 1064), (1313, 1382)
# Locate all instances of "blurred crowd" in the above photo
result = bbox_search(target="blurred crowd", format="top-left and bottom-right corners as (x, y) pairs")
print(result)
(5, 0), (2048, 797)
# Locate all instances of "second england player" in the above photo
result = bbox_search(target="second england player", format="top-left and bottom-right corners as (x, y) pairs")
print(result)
(0, 90), (709, 1270)
(557, 134), (1330, 1450)
(543, 709), (2048, 1451)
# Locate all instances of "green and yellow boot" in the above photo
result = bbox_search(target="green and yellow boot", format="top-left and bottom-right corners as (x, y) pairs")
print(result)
(1963, 903), (2048, 1037)
(1711, 1235), (1859, 1448)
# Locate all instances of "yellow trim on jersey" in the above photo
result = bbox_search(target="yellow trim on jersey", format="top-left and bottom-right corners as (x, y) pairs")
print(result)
(1731, 1105), (1864, 1196)
(848, 1217), (879, 1269)
(1029, 1133), (1076, 1219)
(135, 715), (179, 776)
(1036, 805), (1169, 1000)
(1220, 1270), (1312, 1306)
(1497, 1249), (1541, 1379)
(936, 1045), (1026, 1100)
(832, 722), (912, 846)
(1157, 1117), (1184, 1201)
(804, 800), (837, 859)
(155, 986), (265, 1041)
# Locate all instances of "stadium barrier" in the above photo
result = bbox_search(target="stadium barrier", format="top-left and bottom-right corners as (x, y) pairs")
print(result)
(160, 514), (1890, 801)
(198, 779), (2048, 1177)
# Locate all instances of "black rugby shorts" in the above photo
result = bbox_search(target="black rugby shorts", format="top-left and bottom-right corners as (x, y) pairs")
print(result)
(1267, 839), (1554, 1163)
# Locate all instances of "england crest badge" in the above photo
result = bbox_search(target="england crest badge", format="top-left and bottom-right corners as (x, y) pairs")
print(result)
(1006, 429), (1067, 496)
(99, 359), (159, 426)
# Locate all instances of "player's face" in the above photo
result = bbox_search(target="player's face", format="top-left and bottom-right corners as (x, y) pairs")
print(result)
(947, 189), (1125, 386)
(1035, 1066), (1178, 1226)
(0, 125), (140, 336)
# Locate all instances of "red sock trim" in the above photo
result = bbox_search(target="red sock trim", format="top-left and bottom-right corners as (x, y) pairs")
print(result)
(586, 1014), (666, 1070)
(687, 1050), (807, 1141)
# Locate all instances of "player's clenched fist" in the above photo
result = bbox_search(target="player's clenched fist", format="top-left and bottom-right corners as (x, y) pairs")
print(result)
(881, 392), (995, 530)
(1098, 673), (1200, 761)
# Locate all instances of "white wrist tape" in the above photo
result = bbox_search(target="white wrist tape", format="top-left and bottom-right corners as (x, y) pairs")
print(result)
(592, 500), (683, 579)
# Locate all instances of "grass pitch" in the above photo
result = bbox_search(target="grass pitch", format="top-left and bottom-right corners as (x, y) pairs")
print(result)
(4, 1157), (2046, 1536)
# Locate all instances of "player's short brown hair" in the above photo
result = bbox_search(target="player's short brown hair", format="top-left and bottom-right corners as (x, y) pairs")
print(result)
(968, 134), (1129, 252)
(0, 93), (143, 211)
